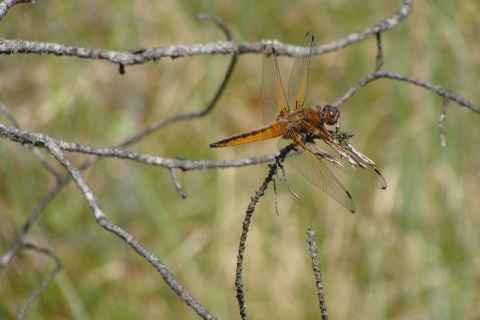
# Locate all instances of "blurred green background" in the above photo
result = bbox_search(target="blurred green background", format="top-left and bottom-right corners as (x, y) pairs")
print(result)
(1, 1), (479, 319)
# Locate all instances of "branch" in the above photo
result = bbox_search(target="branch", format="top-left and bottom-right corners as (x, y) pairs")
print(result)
(306, 229), (328, 320)
(170, 167), (188, 198)
(0, 0), (32, 20)
(16, 243), (63, 320)
(1, 14), (236, 319)
(234, 144), (296, 319)
(333, 71), (480, 115)
(0, 180), (65, 270)
(438, 97), (449, 147)
(0, 103), (62, 178)
(0, 1), (413, 63)
(330, 28), (479, 148)
(0, 123), (275, 170)
(44, 138), (217, 320)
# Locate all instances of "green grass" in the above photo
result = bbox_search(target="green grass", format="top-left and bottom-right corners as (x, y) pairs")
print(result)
(1, 1), (479, 319)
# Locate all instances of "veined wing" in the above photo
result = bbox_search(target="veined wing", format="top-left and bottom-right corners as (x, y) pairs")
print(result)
(262, 44), (290, 125)
(305, 136), (387, 189)
(288, 31), (314, 111)
(278, 133), (356, 213)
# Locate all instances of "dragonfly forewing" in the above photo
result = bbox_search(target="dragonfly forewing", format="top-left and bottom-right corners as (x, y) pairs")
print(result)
(288, 31), (314, 111)
(261, 44), (289, 125)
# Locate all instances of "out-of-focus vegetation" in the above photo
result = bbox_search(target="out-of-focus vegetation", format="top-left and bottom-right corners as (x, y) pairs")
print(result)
(1, 1), (479, 319)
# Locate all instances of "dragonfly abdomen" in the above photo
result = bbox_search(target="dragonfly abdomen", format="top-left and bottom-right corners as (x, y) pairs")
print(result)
(210, 121), (288, 148)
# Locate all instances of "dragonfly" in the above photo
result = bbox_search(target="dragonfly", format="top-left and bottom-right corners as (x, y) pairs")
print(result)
(210, 32), (386, 213)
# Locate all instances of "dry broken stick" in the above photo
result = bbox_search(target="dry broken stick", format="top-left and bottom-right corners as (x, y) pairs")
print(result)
(45, 138), (218, 320)
(306, 229), (328, 320)
(234, 143), (294, 320)
(0, 1), (413, 63)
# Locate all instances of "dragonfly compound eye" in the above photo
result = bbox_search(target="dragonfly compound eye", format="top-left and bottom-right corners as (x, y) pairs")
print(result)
(324, 104), (340, 125)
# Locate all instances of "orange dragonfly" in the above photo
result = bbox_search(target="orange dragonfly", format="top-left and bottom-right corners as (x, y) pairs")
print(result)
(210, 32), (386, 213)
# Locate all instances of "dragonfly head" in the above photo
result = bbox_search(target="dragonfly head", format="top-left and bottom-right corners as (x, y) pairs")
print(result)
(323, 104), (340, 126)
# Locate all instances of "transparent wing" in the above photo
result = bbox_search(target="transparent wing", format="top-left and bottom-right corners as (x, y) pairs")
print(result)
(306, 138), (387, 189)
(278, 135), (356, 213)
(262, 44), (290, 125)
(288, 31), (314, 111)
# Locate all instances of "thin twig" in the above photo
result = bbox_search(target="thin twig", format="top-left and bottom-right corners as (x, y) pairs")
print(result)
(170, 167), (188, 199)
(43, 138), (217, 320)
(16, 243), (63, 320)
(0, 103), (62, 179)
(306, 229), (328, 320)
(0, 179), (67, 269)
(0, 123), (276, 169)
(0, 0), (33, 20)
(234, 144), (296, 319)
(196, 14), (235, 41)
(374, 32), (384, 71)
(333, 71), (480, 114)
(438, 96), (449, 147)
(272, 177), (279, 215)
